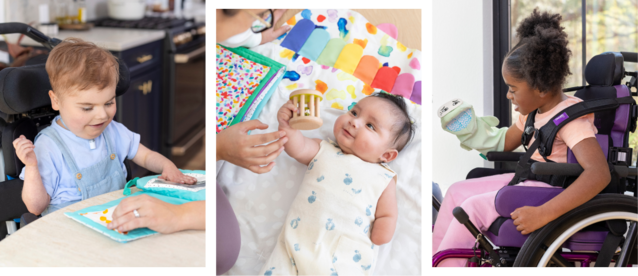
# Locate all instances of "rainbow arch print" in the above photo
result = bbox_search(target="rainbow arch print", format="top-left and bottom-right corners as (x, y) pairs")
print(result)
(273, 9), (422, 105)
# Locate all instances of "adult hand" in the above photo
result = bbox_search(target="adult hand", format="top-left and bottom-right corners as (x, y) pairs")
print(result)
(108, 194), (184, 234)
(217, 120), (288, 174)
(260, 9), (291, 45)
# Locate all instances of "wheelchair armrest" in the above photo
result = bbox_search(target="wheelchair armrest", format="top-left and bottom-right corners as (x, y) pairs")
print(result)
(486, 151), (523, 162)
(20, 213), (38, 228)
(0, 179), (29, 221)
(495, 186), (564, 217)
(531, 163), (637, 178)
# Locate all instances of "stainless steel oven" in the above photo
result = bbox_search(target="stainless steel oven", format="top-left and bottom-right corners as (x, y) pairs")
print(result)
(169, 39), (205, 159)
(163, 22), (206, 166)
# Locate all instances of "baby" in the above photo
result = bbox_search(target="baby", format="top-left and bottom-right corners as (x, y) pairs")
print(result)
(260, 92), (415, 275)
(13, 38), (196, 216)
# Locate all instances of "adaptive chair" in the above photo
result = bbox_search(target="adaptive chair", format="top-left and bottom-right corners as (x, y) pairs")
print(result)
(433, 51), (638, 267)
(0, 23), (132, 240)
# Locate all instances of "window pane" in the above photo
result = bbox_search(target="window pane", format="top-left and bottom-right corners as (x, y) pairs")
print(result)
(587, 0), (638, 166)
(586, 0), (637, 73)
(510, 0), (584, 126)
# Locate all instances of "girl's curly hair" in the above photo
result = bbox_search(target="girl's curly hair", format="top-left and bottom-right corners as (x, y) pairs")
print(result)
(505, 8), (572, 93)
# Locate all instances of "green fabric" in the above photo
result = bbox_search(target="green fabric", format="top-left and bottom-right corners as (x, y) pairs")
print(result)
(316, 38), (347, 67)
(219, 44), (286, 127)
(122, 177), (139, 196)
(440, 101), (508, 155)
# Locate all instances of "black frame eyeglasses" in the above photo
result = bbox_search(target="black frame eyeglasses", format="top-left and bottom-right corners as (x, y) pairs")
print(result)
(245, 9), (274, 33)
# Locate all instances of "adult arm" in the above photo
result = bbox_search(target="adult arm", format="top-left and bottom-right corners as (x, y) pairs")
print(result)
(176, 200), (206, 231)
(109, 194), (205, 233)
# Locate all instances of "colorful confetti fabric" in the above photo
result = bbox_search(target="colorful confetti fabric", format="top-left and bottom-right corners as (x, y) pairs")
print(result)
(216, 45), (271, 133)
(213, 45), (286, 134)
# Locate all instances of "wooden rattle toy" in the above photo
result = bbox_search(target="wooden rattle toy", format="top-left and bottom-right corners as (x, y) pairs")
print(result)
(289, 89), (323, 130)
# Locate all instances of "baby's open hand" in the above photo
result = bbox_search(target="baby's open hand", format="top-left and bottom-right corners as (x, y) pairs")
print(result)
(277, 100), (298, 130)
(13, 135), (37, 167)
(159, 165), (197, 184)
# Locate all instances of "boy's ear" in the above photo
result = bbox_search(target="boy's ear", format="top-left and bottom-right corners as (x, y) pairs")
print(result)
(48, 90), (60, 111)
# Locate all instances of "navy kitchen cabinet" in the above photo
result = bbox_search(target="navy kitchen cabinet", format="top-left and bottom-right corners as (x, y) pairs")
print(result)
(112, 40), (163, 178)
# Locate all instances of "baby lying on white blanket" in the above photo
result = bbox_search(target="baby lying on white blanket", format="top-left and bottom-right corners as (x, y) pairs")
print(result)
(259, 92), (415, 275)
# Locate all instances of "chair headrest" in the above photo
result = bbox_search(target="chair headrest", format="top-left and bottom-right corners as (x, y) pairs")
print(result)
(0, 58), (130, 115)
(585, 52), (625, 86)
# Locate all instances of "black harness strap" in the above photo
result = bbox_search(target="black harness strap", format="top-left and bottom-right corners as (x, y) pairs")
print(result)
(508, 131), (542, 186)
(537, 96), (635, 156)
(508, 96), (635, 186)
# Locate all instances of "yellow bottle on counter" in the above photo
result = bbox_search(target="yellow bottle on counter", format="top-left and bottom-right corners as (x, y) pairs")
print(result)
(77, 0), (87, 24)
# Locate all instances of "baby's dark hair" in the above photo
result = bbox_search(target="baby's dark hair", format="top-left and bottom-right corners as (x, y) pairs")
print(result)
(505, 8), (571, 93)
(370, 92), (415, 152)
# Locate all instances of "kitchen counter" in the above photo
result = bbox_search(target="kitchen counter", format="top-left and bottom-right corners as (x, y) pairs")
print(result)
(19, 27), (165, 52)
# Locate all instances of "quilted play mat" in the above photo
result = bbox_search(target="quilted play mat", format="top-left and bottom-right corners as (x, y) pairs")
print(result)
(216, 9), (422, 275)
(264, 8), (422, 111)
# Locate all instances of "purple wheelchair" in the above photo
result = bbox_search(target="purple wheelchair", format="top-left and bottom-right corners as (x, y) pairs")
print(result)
(433, 51), (638, 267)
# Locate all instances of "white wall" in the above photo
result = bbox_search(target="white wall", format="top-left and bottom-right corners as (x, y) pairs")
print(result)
(432, 0), (494, 195)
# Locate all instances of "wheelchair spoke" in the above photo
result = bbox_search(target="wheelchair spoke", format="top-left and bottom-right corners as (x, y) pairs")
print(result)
(538, 211), (638, 267)
(616, 221), (637, 267)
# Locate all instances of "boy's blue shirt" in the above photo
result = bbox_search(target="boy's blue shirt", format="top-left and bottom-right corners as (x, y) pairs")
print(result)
(19, 115), (140, 206)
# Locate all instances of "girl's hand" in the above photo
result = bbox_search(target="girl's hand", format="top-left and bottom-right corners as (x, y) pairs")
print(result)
(108, 194), (184, 234)
(511, 206), (552, 235)
(13, 135), (37, 167)
(217, 120), (288, 174)
(259, 9), (290, 45)
(277, 100), (298, 131)
(159, 164), (197, 184)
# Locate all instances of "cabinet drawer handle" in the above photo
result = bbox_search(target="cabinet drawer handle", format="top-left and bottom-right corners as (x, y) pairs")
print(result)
(138, 80), (153, 95)
(175, 46), (205, 63)
(136, 55), (152, 63)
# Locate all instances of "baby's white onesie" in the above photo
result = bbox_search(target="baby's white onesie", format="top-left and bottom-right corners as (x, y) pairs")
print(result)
(260, 140), (397, 275)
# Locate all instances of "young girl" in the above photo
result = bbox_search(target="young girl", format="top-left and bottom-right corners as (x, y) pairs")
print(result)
(432, 9), (610, 267)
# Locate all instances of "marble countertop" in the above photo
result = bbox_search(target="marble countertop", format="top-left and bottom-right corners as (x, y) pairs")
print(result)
(18, 27), (165, 52)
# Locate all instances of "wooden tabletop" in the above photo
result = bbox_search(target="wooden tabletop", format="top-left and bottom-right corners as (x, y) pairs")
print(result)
(0, 188), (205, 267)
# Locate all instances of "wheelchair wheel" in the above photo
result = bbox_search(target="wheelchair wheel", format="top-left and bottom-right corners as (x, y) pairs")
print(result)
(513, 194), (638, 267)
